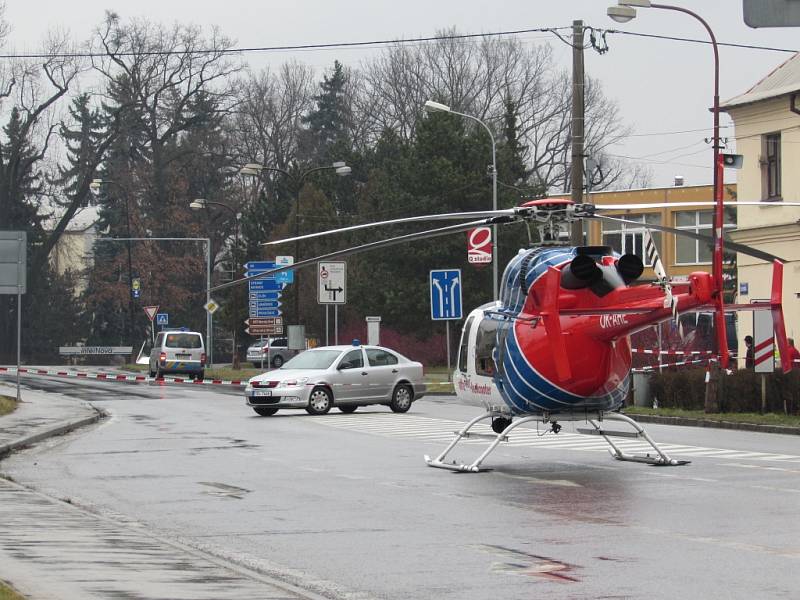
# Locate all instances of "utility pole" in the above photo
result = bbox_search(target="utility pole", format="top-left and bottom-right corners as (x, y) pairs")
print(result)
(570, 19), (586, 246)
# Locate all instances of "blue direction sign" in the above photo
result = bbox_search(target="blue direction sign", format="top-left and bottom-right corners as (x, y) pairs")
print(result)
(246, 271), (275, 279)
(249, 291), (281, 301)
(156, 313), (169, 326)
(248, 279), (283, 292)
(430, 269), (462, 320)
(275, 270), (294, 284)
(249, 308), (282, 318)
(249, 299), (281, 309)
(245, 261), (276, 271)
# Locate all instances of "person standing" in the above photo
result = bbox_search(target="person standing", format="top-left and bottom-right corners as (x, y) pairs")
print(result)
(744, 335), (754, 369)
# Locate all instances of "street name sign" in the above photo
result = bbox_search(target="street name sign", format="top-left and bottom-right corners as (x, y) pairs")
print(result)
(430, 269), (462, 320)
(318, 261), (346, 304)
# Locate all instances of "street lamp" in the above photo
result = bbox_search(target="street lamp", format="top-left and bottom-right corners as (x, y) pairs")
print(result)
(190, 198), (242, 368)
(606, 0), (729, 367)
(424, 100), (499, 302)
(240, 161), (351, 326)
(90, 178), (136, 352)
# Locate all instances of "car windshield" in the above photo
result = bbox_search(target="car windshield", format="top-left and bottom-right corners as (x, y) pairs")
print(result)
(281, 349), (341, 369)
(165, 333), (202, 348)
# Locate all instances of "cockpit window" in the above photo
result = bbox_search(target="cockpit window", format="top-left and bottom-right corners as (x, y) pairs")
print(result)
(474, 318), (499, 377)
(457, 317), (475, 373)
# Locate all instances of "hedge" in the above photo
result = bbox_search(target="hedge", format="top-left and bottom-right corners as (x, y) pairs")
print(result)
(648, 368), (800, 414)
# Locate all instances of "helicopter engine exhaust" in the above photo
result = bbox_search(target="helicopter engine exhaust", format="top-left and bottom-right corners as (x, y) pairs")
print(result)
(561, 251), (644, 297)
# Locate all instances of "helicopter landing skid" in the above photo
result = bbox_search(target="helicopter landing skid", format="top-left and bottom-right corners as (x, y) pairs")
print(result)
(578, 412), (691, 466)
(424, 410), (690, 471)
(424, 411), (544, 473)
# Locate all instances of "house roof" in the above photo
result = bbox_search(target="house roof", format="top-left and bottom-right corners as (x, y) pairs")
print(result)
(721, 52), (800, 110)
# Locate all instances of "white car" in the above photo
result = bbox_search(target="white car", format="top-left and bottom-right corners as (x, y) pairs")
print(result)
(244, 344), (427, 416)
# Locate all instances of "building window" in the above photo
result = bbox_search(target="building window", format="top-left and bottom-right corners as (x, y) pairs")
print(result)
(764, 132), (781, 200)
(601, 213), (662, 264)
(674, 210), (735, 265)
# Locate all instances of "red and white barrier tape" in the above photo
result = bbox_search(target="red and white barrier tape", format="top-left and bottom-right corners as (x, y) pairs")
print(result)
(631, 348), (715, 357)
(632, 358), (709, 373)
(0, 367), (246, 387)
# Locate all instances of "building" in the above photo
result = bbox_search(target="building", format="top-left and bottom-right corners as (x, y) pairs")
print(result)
(721, 52), (800, 359)
(556, 183), (736, 281)
(46, 205), (100, 296)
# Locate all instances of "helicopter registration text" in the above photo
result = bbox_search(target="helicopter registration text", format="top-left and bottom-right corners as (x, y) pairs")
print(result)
(455, 374), (492, 395)
(599, 314), (629, 329)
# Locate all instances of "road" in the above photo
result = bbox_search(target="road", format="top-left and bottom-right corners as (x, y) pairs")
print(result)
(2, 373), (799, 599)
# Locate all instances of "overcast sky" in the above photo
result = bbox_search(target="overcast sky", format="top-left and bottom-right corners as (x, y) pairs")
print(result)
(6, 0), (799, 191)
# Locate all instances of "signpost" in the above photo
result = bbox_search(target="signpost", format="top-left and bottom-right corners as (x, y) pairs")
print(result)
(430, 269), (463, 381)
(0, 231), (26, 401)
(467, 227), (492, 264)
(143, 306), (159, 345)
(244, 317), (283, 336)
(156, 313), (169, 328)
(319, 262), (346, 345)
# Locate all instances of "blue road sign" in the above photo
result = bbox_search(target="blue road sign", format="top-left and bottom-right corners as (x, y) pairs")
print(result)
(249, 308), (282, 318)
(245, 261), (276, 271)
(248, 279), (283, 292)
(156, 313), (169, 326)
(248, 300), (281, 309)
(430, 269), (462, 320)
(249, 291), (282, 301)
(246, 271), (275, 279)
(275, 270), (294, 284)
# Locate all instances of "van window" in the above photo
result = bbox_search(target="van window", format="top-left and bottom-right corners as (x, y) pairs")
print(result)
(165, 333), (202, 349)
(458, 317), (475, 373)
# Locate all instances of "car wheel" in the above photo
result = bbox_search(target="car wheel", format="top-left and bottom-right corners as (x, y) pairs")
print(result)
(253, 407), (278, 416)
(389, 384), (413, 413)
(306, 387), (332, 415)
(338, 405), (357, 414)
(272, 355), (284, 368)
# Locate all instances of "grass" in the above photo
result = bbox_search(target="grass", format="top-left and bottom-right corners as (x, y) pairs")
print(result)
(0, 394), (17, 417)
(624, 406), (800, 427)
(0, 580), (25, 600)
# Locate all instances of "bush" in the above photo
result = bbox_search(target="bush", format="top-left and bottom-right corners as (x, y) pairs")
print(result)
(649, 367), (800, 414)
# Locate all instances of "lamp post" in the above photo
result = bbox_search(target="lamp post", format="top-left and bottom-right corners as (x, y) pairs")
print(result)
(190, 198), (241, 368)
(90, 179), (136, 351)
(607, 0), (729, 367)
(424, 100), (499, 302)
(239, 162), (351, 326)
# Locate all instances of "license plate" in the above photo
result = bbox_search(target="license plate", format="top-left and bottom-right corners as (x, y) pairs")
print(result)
(176, 353), (191, 359)
(253, 390), (272, 397)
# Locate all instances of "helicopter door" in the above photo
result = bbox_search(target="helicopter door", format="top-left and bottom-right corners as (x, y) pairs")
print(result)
(457, 316), (475, 375)
(474, 317), (499, 378)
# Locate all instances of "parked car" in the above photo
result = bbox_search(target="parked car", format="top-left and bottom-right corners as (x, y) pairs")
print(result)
(149, 329), (206, 379)
(246, 337), (299, 368)
(244, 343), (426, 416)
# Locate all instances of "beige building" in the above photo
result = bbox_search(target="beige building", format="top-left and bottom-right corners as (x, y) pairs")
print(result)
(47, 206), (100, 295)
(721, 53), (800, 356)
(555, 183), (736, 282)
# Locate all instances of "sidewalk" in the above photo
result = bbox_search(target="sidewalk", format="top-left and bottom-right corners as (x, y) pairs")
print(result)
(0, 382), (330, 600)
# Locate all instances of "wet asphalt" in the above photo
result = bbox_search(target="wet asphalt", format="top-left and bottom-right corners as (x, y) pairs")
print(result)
(1, 371), (799, 599)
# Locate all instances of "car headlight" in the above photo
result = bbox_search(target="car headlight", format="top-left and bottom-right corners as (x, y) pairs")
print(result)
(283, 377), (309, 387)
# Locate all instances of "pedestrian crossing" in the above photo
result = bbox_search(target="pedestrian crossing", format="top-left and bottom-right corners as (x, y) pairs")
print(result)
(315, 413), (800, 464)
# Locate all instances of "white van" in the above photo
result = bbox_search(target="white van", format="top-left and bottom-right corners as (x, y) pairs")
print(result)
(149, 329), (206, 379)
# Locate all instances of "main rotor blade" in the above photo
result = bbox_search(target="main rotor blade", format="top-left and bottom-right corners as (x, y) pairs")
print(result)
(593, 215), (784, 264)
(595, 201), (800, 211)
(211, 217), (511, 293)
(262, 209), (517, 246)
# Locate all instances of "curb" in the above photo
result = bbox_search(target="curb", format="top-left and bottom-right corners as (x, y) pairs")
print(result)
(627, 414), (800, 436)
(0, 408), (107, 459)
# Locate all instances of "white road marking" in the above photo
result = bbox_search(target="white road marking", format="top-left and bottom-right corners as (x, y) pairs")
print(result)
(316, 414), (800, 463)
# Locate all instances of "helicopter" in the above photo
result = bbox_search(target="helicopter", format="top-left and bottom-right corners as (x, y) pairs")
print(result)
(211, 195), (800, 472)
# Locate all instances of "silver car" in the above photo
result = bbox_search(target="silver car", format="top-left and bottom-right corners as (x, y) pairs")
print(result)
(245, 337), (298, 369)
(244, 344), (426, 416)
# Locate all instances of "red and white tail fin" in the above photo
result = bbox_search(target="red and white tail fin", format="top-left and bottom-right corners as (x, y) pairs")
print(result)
(770, 260), (792, 373)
